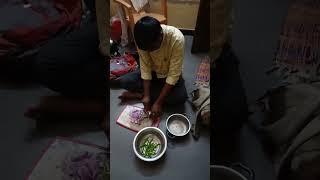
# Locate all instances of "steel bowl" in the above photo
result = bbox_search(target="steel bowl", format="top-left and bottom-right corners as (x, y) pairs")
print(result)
(211, 165), (252, 180)
(133, 127), (167, 162)
(166, 114), (191, 138)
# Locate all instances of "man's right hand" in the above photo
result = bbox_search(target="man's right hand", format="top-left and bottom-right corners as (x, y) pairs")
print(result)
(142, 96), (151, 113)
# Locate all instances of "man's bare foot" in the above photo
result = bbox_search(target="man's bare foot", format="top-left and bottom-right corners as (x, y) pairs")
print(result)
(118, 91), (143, 101)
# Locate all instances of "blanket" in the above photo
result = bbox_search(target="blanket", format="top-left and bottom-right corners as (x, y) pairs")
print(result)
(257, 82), (320, 179)
(191, 87), (210, 139)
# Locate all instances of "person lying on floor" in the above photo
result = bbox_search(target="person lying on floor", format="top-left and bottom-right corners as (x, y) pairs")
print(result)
(113, 16), (188, 118)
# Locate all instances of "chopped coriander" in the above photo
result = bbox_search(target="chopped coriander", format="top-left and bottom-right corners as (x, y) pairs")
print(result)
(139, 137), (160, 158)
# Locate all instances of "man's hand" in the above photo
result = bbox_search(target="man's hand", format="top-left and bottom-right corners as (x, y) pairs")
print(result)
(151, 102), (162, 118)
(142, 96), (151, 113)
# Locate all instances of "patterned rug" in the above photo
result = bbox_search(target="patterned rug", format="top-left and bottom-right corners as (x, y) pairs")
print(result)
(26, 137), (109, 180)
(269, 0), (320, 83)
(194, 56), (210, 88)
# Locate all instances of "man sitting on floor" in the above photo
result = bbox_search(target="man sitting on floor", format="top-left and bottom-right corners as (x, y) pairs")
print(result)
(114, 16), (188, 118)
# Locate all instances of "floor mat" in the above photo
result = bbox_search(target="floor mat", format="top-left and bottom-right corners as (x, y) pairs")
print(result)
(270, 0), (320, 83)
(26, 137), (109, 180)
(194, 56), (210, 88)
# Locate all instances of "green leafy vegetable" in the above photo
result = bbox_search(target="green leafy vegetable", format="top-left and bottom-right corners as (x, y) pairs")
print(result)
(139, 137), (160, 158)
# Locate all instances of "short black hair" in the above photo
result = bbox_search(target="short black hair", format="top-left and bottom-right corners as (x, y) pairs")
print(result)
(134, 16), (161, 50)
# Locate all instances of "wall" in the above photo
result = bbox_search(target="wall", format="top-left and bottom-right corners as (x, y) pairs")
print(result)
(110, 0), (199, 29)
